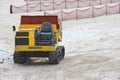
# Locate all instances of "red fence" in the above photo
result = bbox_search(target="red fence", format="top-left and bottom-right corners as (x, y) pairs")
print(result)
(78, 0), (90, 7)
(53, 0), (66, 10)
(101, 0), (111, 4)
(77, 7), (93, 19)
(44, 3), (120, 21)
(11, 0), (120, 12)
(10, 0), (120, 21)
(93, 5), (106, 17)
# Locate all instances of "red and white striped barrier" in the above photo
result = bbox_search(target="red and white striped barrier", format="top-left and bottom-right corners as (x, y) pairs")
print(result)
(10, 1), (120, 21)
(111, 0), (120, 3)
(41, 0), (53, 11)
(62, 9), (77, 21)
(107, 3), (120, 15)
(90, 0), (101, 6)
(24, 0), (39, 1)
(93, 5), (106, 17)
(101, 0), (111, 4)
(77, 7), (92, 19)
(66, 0), (78, 9)
(78, 0), (90, 7)
(11, 5), (27, 13)
(27, 4), (40, 12)
(45, 10), (62, 20)
(26, 1), (40, 5)
(53, 0), (65, 10)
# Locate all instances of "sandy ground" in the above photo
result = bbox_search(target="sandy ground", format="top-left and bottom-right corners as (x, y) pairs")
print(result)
(0, 0), (120, 80)
(0, 14), (120, 80)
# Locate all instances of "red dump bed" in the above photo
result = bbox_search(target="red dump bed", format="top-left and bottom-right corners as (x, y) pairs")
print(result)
(21, 16), (58, 24)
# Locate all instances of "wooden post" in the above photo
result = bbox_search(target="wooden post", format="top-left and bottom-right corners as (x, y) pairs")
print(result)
(77, 0), (79, 8)
(65, 0), (66, 9)
(40, 0), (41, 11)
(53, 0), (54, 10)
(26, 0), (28, 12)
(10, 5), (13, 14)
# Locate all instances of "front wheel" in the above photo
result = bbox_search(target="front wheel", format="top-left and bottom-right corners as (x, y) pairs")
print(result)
(13, 52), (25, 64)
(49, 46), (65, 64)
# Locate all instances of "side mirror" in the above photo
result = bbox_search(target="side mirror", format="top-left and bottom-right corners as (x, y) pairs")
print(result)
(13, 25), (16, 31)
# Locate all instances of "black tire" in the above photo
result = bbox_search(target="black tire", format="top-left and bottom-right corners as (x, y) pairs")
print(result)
(49, 52), (59, 64)
(13, 52), (25, 64)
(61, 46), (65, 60)
(49, 46), (65, 64)
(24, 54), (31, 63)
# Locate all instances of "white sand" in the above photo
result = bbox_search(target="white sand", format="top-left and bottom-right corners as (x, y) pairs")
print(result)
(0, 0), (120, 80)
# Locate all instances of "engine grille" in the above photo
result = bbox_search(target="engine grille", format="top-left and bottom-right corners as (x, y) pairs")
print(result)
(16, 32), (29, 36)
(15, 38), (29, 45)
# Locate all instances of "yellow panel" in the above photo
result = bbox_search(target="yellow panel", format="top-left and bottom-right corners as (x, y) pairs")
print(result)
(52, 24), (57, 32)
(20, 24), (57, 32)
(29, 31), (35, 46)
(15, 45), (57, 52)
(20, 24), (41, 29)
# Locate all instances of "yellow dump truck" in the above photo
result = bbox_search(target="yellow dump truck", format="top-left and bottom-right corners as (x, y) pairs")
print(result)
(13, 16), (65, 64)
